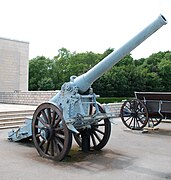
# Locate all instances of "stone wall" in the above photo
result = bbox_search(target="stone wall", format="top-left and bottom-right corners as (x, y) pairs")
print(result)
(0, 91), (59, 106)
(0, 91), (122, 117)
(0, 37), (29, 91)
(107, 103), (122, 117)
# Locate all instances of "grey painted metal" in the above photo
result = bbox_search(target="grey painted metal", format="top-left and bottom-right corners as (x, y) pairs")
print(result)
(49, 14), (167, 133)
(74, 14), (167, 92)
(8, 14), (167, 141)
(8, 118), (32, 141)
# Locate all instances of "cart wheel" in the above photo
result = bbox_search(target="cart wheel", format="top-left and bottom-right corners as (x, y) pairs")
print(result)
(148, 117), (162, 127)
(73, 103), (111, 150)
(32, 102), (72, 161)
(120, 99), (148, 130)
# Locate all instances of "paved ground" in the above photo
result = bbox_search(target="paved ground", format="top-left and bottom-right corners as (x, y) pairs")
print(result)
(0, 114), (171, 180)
(0, 103), (37, 112)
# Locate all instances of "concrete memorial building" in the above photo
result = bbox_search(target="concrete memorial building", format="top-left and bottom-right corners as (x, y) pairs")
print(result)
(0, 37), (29, 91)
(0, 37), (120, 114)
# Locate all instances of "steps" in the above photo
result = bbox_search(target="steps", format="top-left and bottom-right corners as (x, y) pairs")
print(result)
(0, 110), (34, 129)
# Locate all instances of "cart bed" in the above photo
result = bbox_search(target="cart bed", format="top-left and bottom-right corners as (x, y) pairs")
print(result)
(135, 92), (171, 118)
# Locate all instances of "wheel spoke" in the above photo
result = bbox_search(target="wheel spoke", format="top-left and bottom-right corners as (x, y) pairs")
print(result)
(46, 108), (51, 124)
(90, 134), (97, 147)
(121, 99), (148, 130)
(73, 103), (111, 151)
(55, 137), (64, 150)
(94, 127), (105, 135)
(53, 138), (60, 154)
(39, 139), (46, 148)
(41, 110), (49, 124)
(51, 111), (57, 126)
(125, 116), (132, 122)
(151, 118), (155, 125)
(44, 140), (50, 154)
(128, 117), (133, 127)
(137, 107), (143, 113)
(53, 115), (61, 128)
(35, 125), (42, 129)
(50, 140), (54, 156)
(32, 103), (72, 161)
(138, 115), (146, 121)
(55, 133), (65, 139)
(137, 112), (146, 116)
(125, 104), (131, 110)
(95, 123), (105, 127)
(55, 127), (64, 131)
(148, 117), (162, 127)
(137, 116), (144, 124)
(153, 119), (157, 126)
(133, 117), (136, 128)
(37, 117), (48, 127)
(92, 131), (101, 142)
(136, 118), (140, 127)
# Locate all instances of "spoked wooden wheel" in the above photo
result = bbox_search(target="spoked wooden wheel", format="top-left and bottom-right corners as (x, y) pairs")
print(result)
(32, 102), (72, 161)
(120, 99), (148, 130)
(148, 117), (162, 127)
(73, 103), (111, 150)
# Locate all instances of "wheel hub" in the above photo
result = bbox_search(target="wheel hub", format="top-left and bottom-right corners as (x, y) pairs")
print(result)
(40, 127), (55, 141)
(131, 111), (138, 118)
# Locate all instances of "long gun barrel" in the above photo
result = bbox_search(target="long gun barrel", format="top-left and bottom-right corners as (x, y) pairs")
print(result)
(8, 14), (168, 156)
(74, 14), (167, 93)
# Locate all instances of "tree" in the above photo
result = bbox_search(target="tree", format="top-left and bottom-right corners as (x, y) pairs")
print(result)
(29, 56), (54, 90)
(38, 77), (54, 90)
(158, 56), (171, 91)
(29, 49), (171, 97)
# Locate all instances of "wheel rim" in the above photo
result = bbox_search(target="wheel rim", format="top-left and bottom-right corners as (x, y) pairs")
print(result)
(148, 117), (162, 127)
(32, 103), (72, 161)
(74, 103), (111, 150)
(120, 99), (148, 130)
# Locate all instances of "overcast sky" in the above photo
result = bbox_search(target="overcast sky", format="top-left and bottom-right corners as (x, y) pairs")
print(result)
(0, 0), (170, 59)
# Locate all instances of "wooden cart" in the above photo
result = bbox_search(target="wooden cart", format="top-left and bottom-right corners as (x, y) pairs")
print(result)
(120, 92), (171, 130)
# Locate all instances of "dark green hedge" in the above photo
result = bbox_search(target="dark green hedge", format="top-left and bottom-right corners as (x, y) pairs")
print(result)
(96, 97), (131, 103)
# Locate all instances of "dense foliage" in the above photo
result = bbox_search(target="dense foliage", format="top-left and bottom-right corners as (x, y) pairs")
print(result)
(29, 48), (171, 97)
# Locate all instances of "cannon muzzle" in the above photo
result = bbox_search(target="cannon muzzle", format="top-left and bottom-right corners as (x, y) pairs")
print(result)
(74, 14), (167, 93)
(9, 14), (168, 159)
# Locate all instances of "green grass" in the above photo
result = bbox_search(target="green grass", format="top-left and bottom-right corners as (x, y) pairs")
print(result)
(96, 97), (132, 104)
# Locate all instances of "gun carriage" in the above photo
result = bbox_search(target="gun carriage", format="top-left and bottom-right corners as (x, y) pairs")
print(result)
(120, 92), (171, 130)
(8, 14), (167, 161)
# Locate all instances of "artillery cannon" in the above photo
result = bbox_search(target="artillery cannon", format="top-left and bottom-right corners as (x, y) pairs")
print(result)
(8, 14), (167, 161)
